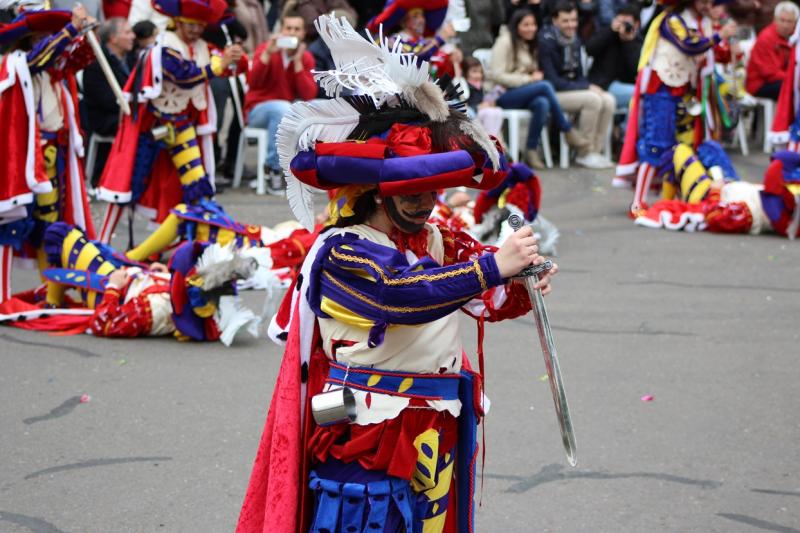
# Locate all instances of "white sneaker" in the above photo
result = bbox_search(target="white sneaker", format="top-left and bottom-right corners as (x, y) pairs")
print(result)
(575, 152), (612, 170)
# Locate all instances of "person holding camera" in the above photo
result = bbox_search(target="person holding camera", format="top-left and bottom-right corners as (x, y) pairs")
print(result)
(586, 4), (643, 118)
(244, 12), (317, 195)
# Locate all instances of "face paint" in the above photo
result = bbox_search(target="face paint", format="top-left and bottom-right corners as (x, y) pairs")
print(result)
(384, 192), (436, 234)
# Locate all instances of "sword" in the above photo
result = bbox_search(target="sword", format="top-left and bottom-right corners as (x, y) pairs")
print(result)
(220, 24), (245, 129)
(508, 214), (577, 466)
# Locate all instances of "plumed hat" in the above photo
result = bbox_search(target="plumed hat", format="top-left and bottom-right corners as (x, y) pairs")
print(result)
(152, 0), (227, 25)
(0, 0), (71, 47)
(276, 14), (509, 229)
(366, 0), (448, 37)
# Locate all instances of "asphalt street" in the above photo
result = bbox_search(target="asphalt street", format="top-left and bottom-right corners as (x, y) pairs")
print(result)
(1, 151), (799, 533)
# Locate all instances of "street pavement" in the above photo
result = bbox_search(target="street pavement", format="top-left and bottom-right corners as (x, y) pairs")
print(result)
(1, 151), (799, 533)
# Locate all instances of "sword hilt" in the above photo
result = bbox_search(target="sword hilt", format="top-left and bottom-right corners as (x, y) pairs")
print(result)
(507, 214), (552, 278)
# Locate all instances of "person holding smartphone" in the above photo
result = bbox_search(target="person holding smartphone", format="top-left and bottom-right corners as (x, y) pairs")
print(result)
(244, 11), (317, 195)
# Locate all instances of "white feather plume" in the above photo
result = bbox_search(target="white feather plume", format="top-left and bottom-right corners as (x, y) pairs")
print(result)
(276, 98), (363, 229)
(313, 14), (430, 107)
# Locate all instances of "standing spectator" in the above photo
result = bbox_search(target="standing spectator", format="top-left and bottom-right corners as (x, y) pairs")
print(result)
(490, 8), (590, 168)
(586, 4), (642, 116)
(538, 0), (616, 168)
(746, 1), (799, 99)
(83, 17), (136, 186)
(244, 11), (317, 194)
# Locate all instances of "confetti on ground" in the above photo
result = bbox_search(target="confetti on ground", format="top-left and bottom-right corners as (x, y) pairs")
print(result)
(575, 229), (584, 236)
(539, 374), (549, 382)
(118, 359), (127, 365)
(80, 394), (91, 403)
(640, 395), (654, 402)
(767, 255), (776, 261)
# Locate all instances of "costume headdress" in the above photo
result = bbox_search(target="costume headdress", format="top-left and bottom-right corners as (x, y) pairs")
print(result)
(152, 0), (227, 25)
(276, 14), (509, 229)
(0, 0), (70, 47)
(366, 0), (448, 37)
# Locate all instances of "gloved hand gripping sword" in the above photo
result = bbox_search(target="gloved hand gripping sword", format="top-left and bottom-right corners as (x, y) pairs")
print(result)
(508, 214), (577, 466)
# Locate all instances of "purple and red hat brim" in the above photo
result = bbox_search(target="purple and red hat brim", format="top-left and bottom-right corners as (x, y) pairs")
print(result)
(152, 0), (228, 25)
(0, 10), (71, 47)
(290, 141), (509, 196)
(366, 0), (449, 37)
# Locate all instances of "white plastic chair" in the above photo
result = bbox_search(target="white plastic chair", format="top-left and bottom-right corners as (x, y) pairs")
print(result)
(501, 109), (553, 168)
(472, 48), (492, 71)
(85, 133), (115, 183)
(233, 127), (269, 195)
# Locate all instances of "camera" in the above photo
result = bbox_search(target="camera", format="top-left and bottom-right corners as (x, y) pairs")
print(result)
(276, 36), (299, 49)
(622, 21), (634, 33)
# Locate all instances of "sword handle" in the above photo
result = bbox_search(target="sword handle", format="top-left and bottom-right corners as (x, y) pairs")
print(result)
(507, 214), (553, 278)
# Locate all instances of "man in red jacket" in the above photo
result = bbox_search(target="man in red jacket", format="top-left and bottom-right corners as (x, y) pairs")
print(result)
(244, 11), (317, 194)
(746, 1), (798, 99)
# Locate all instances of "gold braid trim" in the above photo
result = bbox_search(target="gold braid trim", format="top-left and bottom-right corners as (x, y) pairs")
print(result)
(330, 248), (479, 286)
(472, 258), (487, 291)
(323, 271), (472, 313)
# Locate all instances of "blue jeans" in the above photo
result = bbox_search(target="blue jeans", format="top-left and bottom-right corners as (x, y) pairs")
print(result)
(247, 99), (291, 170)
(497, 81), (571, 149)
(608, 80), (635, 130)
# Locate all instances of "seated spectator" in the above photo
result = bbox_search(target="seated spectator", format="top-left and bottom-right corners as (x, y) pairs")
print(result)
(746, 1), (798, 100)
(539, 0), (616, 169)
(586, 4), (642, 118)
(457, 56), (505, 143)
(490, 8), (590, 169)
(244, 11), (317, 194)
(366, 1), (456, 63)
(505, 0), (547, 28)
(82, 17), (135, 187)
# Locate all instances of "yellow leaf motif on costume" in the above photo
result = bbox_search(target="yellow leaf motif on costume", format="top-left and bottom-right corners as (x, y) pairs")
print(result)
(367, 375), (382, 387)
(398, 377), (413, 393)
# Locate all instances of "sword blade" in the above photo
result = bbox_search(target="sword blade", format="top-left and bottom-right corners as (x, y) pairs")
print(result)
(520, 274), (577, 466)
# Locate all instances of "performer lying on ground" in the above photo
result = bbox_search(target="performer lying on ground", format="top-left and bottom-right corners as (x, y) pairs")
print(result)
(0, 2), (97, 302)
(236, 14), (557, 533)
(8, 221), (262, 343)
(635, 150), (800, 238)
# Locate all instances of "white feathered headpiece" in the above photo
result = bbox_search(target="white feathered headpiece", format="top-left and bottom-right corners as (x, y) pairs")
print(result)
(276, 14), (502, 230)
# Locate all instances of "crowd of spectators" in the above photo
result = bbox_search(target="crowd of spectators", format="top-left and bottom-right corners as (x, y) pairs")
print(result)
(71, 0), (800, 190)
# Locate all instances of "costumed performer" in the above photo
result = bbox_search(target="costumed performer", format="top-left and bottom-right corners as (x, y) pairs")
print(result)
(2, 221), (262, 344)
(94, 0), (244, 245)
(236, 14), (557, 533)
(365, 0), (456, 64)
(635, 150), (800, 238)
(614, 0), (738, 217)
(0, 1), (96, 303)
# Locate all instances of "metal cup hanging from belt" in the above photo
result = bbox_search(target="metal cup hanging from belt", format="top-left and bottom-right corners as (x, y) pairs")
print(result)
(311, 387), (357, 426)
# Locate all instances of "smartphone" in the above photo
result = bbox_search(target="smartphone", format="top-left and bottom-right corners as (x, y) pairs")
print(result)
(276, 36), (299, 49)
